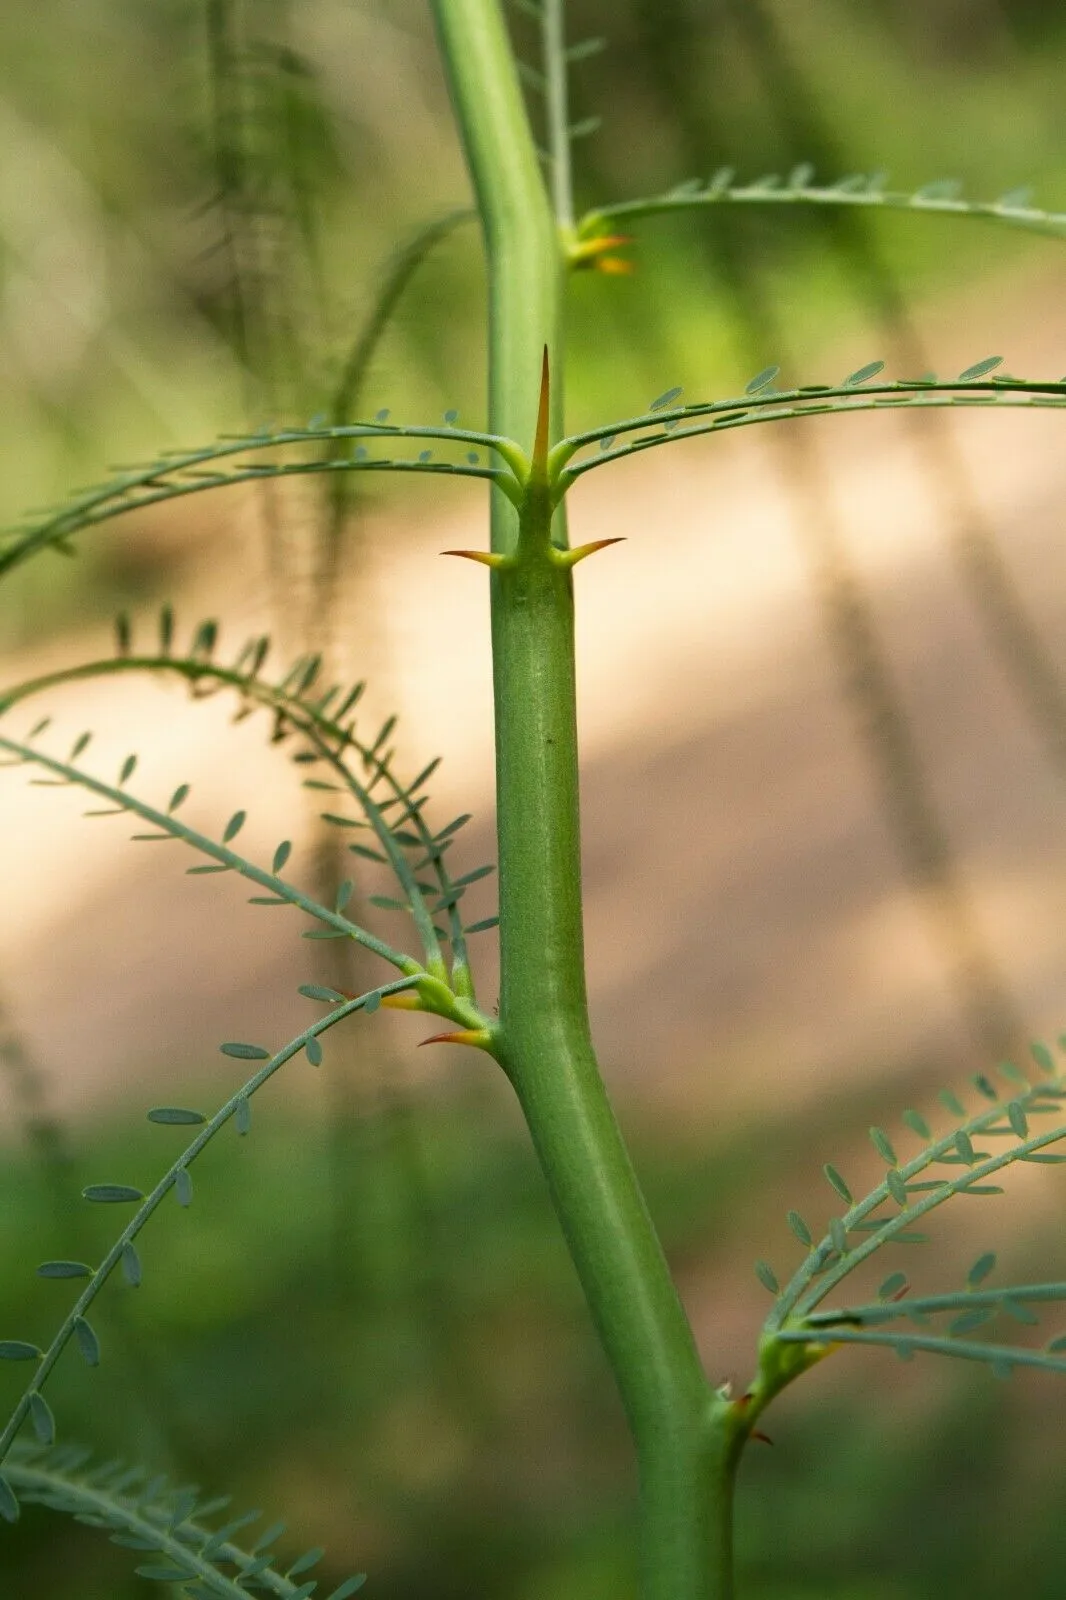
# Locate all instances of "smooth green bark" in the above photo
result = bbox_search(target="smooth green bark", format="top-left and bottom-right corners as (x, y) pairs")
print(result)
(430, 4), (741, 1594)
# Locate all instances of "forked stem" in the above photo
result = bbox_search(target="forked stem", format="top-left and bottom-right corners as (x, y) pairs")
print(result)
(430, 3), (739, 1593)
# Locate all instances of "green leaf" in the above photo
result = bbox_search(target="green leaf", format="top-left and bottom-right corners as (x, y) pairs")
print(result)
(950, 1308), (994, 1335)
(972, 1073), (998, 1101)
(869, 1127), (897, 1165)
(74, 1317), (101, 1367)
(0, 1475), (20, 1523)
(222, 810), (246, 842)
(755, 1260), (779, 1294)
(235, 1096), (252, 1136)
(147, 1107), (206, 1126)
(118, 754), (137, 785)
(452, 864), (495, 888)
(327, 1578), (368, 1599)
(886, 1169), (908, 1207)
(829, 1217), (848, 1255)
(954, 1130), (976, 1164)
(83, 1184), (144, 1203)
(844, 360), (885, 387)
(1032, 1041), (1055, 1073)
(348, 843), (387, 863)
(369, 895), (409, 912)
(134, 1564), (197, 1582)
(286, 1547), (326, 1578)
(902, 1109), (931, 1139)
(0, 1341), (41, 1361)
(940, 1088), (965, 1116)
(878, 1272), (908, 1301)
(29, 1393), (56, 1446)
(465, 915), (500, 933)
(823, 1163), (853, 1203)
(787, 1211), (812, 1247)
(957, 356), (1003, 381)
(298, 984), (347, 1003)
(649, 386), (683, 412)
(272, 840), (292, 873)
(745, 365), (780, 395)
(219, 1042), (270, 1060)
(1007, 1100), (1029, 1138)
(174, 1170), (193, 1207)
(121, 1243), (142, 1287)
(306, 1037), (323, 1066)
(968, 1252), (996, 1287)
(37, 1261), (91, 1279)
(363, 991), (382, 1014)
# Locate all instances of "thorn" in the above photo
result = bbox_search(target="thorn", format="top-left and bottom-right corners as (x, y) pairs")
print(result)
(380, 991), (422, 1011)
(570, 234), (635, 274)
(752, 1431), (775, 1446)
(441, 549), (510, 569)
(554, 536), (625, 568)
(891, 1285), (910, 1302)
(418, 1028), (493, 1051)
(532, 346), (550, 478)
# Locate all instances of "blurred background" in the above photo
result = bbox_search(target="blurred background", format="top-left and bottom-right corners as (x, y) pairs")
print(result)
(3, 0), (1066, 1595)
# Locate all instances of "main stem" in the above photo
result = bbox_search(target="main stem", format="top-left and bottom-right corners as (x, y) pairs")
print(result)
(430, 5), (738, 1595)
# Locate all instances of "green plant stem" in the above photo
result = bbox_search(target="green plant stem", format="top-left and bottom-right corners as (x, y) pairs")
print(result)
(431, 8), (734, 1592)
(542, 0), (574, 229)
(430, 0), (563, 556)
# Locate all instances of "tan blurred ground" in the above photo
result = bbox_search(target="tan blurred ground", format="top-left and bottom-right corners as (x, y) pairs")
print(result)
(3, 257), (1066, 1143)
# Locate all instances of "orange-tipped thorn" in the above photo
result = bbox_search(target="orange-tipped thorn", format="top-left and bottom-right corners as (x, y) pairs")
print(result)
(752, 1431), (774, 1446)
(380, 991), (423, 1011)
(442, 549), (510, 570)
(418, 1028), (493, 1051)
(557, 536), (625, 568)
(570, 234), (634, 273)
(532, 345), (550, 480)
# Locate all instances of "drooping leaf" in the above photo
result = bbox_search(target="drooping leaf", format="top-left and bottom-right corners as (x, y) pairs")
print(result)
(869, 1127), (897, 1165)
(83, 1185), (144, 1204)
(121, 1243), (142, 1287)
(174, 1170), (193, 1208)
(0, 1341), (41, 1361)
(147, 1107), (206, 1126)
(787, 1211), (813, 1247)
(902, 1109), (931, 1139)
(36, 1261), (91, 1279)
(968, 1252), (996, 1287)
(755, 1260), (780, 1294)
(305, 1037), (323, 1067)
(29, 1393), (56, 1446)
(73, 1318), (100, 1367)
(219, 1043), (271, 1061)
(235, 1097), (252, 1136)
(0, 1476), (19, 1523)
